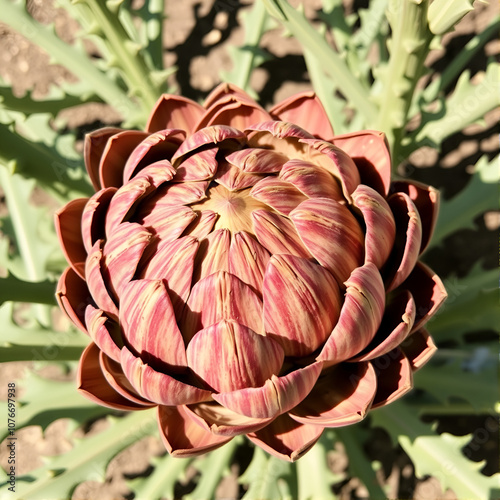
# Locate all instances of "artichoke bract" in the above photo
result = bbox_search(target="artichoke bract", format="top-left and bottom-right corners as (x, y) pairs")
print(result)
(55, 84), (446, 461)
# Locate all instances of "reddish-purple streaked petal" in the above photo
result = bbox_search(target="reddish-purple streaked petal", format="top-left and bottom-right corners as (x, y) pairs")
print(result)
(134, 160), (177, 186)
(120, 279), (187, 373)
(391, 180), (440, 253)
(138, 203), (198, 244)
(155, 181), (211, 207)
(81, 188), (116, 253)
(85, 240), (119, 320)
(184, 402), (274, 437)
(289, 197), (364, 286)
(250, 178), (308, 216)
(370, 348), (413, 408)
(203, 82), (257, 109)
(183, 210), (218, 239)
(214, 161), (264, 191)
(384, 192), (422, 292)
(351, 289), (416, 362)
(146, 94), (205, 134)
(318, 263), (385, 367)
(352, 185), (396, 269)
(56, 267), (91, 333)
(77, 343), (153, 411)
(171, 126), (246, 164)
(54, 198), (88, 279)
(247, 414), (323, 462)
(299, 139), (361, 202)
(85, 304), (122, 362)
(99, 352), (155, 406)
(192, 228), (231, 283)
(290, 362), (377, 427)
(122, 129), (184, 183)
(157, 405), (232, 457)
(84, 127), (122, 191)
(187, 319), (284, 393)
(246, 120), (315, 141)
(229, 231), (270, 293)
(174, 149), (218, 181)
(99, 130), (149, 188)
(181, 270), (263, 343)
(279, 159), (343, 201)
(252, 210), (312, 259)
(263, 254), (341, 357)
(102, 222), (151, 299)
(140, 236), (199, 316)
(195, 94), (272, 131)
(213, 362), (323, 419)
(270, 91), (335, 141)
(400, 328), (437, 371)
(226, 148), (288, 174)
(407, 264), (445, 320)
(332, 130), (391, 196)
(121, 347), (211, 405)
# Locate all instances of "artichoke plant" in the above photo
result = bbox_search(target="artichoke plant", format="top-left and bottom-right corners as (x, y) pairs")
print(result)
(55, 84), (446, 461)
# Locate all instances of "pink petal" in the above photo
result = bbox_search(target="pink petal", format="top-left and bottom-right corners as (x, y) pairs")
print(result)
(145, 181), (210, 207)
(250, 177), (308, 216)
(77, 343), (153, 410)
(184, 402), (274, 437)
(390, 180), (440, 253)
(299, 139), (361, 202)
(252, 209), (312, 258)
(99, 130), (149, 188)
(146, 94), (205, 134)
(351, 289), (416, 362)
(246, 120), (315, 141)
(370, 348), (413, 408)
(270, 91), (335, 141)
(54, 198), (88, 279)
(203, 82), (260, 109)
(289, 197), (364, 285)
(85, 240), (119, 320)
(400, 328), (437, 370)
(290, 362), (377, 426)
(352, 185), (396, 269)
(102, 222), (152, 299)
(171, 126), (246, 164)
(120, 279), (188, 373)
(247, 414), (323, 462)
(332, 130), (391, 196)
(279, 159), (343, 201)
(192, 228), (231, 283)
(226, 148), (288, 174)
(181, 270), (263, 343)
(56, 267), (91, 333)
(85, 304), (122, 362)
(81, 188), (116, 253)
(213, 362), (323, 419)
(384, 192), (422, 292)
(121, 347), (211, 405)
(214, 161), (264, 191)
(157, 405), (232, 457)
(318, 263), (385, 367)
(122, 129), (184, 183)
(229, 231), (270, 293)
(182, 210), (218, 239)
(263, 254), (341, 357)
(174, 148), (218, 181)
(187, 319), (284, 392)
(140, 236), (199, 316)
(84, 127), (122, 191)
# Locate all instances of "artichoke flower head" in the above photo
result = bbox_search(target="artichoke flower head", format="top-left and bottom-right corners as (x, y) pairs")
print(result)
(55, 84), (447, 461)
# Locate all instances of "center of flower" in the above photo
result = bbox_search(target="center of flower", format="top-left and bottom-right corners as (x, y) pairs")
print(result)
(191, 183), (268, 234)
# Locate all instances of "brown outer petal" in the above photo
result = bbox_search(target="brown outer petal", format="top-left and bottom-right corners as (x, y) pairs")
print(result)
(203, 82), (259, 109)
(81, 188), (116, 253)
(85, 304), (122, 362)
(84, 127), (122, 191)
(400, 328), (437, 371)
(146, 94), (205, 134)
(77, 343), (153, 411)
(157, 405), (232, 457)
(390, 180), (440, 253)
(270, 91), (335, 141)
(247, 414), (323, 462)
(56, 267), (92, 333)
(332, 130), (391, 196)
(289, 362), (377, 427)
(54, 198), (88, 279)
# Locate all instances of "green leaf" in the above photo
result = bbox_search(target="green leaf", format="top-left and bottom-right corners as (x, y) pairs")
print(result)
(427, 0), (473, 35)
(0, 273), (57, 306)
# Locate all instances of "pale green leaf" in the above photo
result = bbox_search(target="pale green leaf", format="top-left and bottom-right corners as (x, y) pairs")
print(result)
(428, 0), (474, 35)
